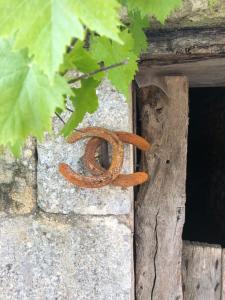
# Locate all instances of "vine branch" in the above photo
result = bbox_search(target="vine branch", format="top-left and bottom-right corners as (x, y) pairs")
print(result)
(66, 106), (74, 113)
(55, 112), (65, 124)
(68, 60), (128, 84)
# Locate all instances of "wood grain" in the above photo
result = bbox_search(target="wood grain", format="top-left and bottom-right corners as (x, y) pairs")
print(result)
(135, 76), (188, 300)
(136, 27), (225, 88)
(144, 27), (225, 59)
(182, 241), (222, 300)
(136, 58), (225, 88)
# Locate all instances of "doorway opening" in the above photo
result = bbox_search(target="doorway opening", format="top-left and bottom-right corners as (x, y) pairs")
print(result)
(183, 87), (225, 246)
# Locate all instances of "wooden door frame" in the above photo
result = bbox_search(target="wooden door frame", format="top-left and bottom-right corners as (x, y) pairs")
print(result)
(135, 76), (188, 300)
(134, 26), (225, 300)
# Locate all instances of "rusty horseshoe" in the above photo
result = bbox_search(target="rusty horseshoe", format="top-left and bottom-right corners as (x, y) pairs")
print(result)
(84, 132), (150, 187)
(59, 127), (124, 188)
(59, 127), (150, 188)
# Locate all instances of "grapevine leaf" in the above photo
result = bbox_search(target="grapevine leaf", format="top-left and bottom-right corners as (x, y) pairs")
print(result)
(61, 78), (99, 136)
(61, 41), (99, 73)
(9, 140), (23, 158)
(208, 0), (218, 6)
(73, 0), (122, 43)
(125, 0), (182, 22)
(129, 11), (148, 54)
(0, 38), (72, 153)
(0, 0), (122, 76)
(60, 41), (103, 80)
(106, 53), (137, 99)
(91, 31), (138, 98)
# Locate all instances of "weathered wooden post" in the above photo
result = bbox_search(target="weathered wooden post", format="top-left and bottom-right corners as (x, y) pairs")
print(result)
(135, 76), (189, 299)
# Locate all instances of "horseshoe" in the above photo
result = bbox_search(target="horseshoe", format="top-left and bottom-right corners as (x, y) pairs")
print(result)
(84, 132), (150, 187)
(114, 131), (150, 151)
(59, 127), (124, 188)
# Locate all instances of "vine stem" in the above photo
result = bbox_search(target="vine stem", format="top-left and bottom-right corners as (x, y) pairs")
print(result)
(66, 106), (74, 113)
(54, 112), (83, 132)
(67, 60), (128, 84)
(55, 112), (65, 124)
(57, 60), (128, 131)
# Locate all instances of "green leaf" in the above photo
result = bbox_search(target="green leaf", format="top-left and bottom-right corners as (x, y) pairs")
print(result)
(61, 78), (99, 136)
(0, 0), (122, 76)
(61, 41), (98, 73)
(0, 38), (72, 153)
(129, 11), (148, 54)
(125, 0), (182, 23)
(91, 31), (138, 98)
(60, 41), (103, 80)
(73, 0), (122, 43)
(208, 0), (218, 6)
(9, 140), (23, 158)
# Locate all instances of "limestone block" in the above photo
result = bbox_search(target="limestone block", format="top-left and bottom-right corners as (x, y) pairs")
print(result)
(0, 215), (133, 300)
(152, 0), (225, 28)
(37, 80), (133, 215)
(0, 138), (36, 214)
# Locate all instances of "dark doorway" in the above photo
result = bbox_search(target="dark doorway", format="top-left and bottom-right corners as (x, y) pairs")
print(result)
(183, 87), (225, 246)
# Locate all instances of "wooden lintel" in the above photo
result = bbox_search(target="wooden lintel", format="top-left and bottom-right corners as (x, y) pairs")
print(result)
(138, 27), (225, 87)
(144, 27), (225, 60)
(136, 58), (225, 88)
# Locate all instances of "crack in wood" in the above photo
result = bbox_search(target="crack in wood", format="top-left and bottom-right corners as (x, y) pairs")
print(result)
(151, 209), (159, 300)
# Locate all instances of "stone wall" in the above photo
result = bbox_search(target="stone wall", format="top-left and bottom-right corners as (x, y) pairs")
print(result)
(152, 0), (225, 28)
(0, 80), (134, 300)
(2, 1), (225, 298)
(0, 139), (36, 215)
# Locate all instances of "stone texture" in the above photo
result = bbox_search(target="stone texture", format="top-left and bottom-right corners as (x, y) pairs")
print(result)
(0, 214), (133, 300)
(151, 0), (225, 28)
(37, 80), (133, 215)
(0, 138), (36, 214)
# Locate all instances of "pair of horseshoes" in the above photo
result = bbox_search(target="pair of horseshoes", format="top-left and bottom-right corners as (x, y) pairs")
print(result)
(59, 127), (150, 188)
